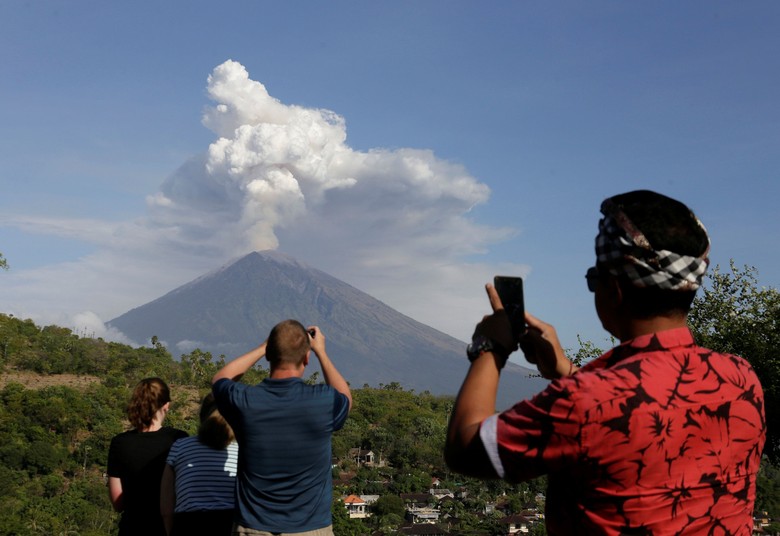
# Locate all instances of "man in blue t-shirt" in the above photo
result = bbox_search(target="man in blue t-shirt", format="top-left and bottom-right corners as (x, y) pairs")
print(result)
(212, 319), (352, 536)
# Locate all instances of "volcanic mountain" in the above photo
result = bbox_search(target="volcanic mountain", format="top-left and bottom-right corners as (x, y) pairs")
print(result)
(109, 251), (547, 410)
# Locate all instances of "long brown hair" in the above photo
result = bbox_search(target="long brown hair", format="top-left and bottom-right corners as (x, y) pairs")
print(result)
(126, 377), (171, 430)
(198, 392), (235, 449)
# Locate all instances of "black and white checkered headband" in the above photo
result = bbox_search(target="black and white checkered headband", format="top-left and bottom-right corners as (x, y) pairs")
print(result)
(595, 200), (710, 291)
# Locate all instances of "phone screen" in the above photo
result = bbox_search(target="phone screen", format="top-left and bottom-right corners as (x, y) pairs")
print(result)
(494, 276), (526, 340)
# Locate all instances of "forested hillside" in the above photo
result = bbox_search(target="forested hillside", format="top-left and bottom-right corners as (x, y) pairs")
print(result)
(0, 313), (548, 535)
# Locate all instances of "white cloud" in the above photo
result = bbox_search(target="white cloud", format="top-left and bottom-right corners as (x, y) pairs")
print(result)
(70, 311), (138, 345)
(0, 59), (526, 342)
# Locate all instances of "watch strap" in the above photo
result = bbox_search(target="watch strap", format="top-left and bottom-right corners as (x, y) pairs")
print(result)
(473, 310), (516, 354)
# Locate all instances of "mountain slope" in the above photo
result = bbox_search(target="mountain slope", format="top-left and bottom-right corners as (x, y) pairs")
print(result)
(109, 251), (547, 409)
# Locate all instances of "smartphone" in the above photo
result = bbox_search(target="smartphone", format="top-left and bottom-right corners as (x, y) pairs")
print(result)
(494, 276), (526, 340)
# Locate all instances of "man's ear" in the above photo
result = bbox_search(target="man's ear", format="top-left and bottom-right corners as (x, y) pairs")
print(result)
(303, 353), (310, 367)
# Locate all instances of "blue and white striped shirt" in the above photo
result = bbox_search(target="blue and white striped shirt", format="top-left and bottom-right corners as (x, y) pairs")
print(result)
(166, 436), (238, 512)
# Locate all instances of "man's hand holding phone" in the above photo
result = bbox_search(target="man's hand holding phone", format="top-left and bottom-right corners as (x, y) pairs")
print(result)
(520, 313), (577, 380)
(491, 276), (576, 379)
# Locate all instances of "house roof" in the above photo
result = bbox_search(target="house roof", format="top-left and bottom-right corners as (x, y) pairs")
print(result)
(400, 493), (432, 502)
(499, 514), (530, 524)
(343, 494), (367, 505)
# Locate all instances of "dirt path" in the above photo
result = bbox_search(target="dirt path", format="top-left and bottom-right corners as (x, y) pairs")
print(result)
(0, 369), (205, 422)
(0, 369), (100, 390)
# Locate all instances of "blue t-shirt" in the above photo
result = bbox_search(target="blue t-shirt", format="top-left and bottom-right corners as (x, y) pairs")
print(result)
(213, 377), (349, 532)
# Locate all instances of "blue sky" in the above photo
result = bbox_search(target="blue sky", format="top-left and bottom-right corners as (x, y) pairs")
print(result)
(1, 1), (778, 360)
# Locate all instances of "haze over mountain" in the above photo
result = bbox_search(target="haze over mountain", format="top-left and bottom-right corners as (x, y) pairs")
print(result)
(109, 251), (547, 410)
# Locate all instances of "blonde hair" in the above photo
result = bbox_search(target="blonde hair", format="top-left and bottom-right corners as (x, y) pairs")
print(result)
(127, 377), (170, 430)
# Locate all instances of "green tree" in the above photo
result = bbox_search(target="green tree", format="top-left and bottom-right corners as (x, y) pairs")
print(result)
(369, 494), (406, 532)
(331, 499), (368, 536)
(372, 493), (406, 518)
(179, 348), (224, 387)
(569, 334), (609, 366)
(24, 439), (65, 475)
(0, 251), (7, 270)
(391, 468), (431, 494)
(755, 461), (780, 518)
(688, 262), (780, 463)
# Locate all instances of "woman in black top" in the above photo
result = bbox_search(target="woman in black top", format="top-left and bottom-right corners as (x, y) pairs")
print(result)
(107, 377), (187, 536)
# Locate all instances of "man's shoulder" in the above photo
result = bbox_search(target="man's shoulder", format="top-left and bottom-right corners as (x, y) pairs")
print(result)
(303, 382), (347, 401)
(695, 345), (760, 379)
(212, 377), (234, 391)
(571, 333), (762, 401)
(213, 377), (257, 396)
(302, 381), (336, 392)
(215, 377), (303, 400)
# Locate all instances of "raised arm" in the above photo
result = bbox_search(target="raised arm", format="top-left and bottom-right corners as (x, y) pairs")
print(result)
(445, 284), (515, 478)
(211, 341), (267, 384)
(308, 327), (352, 411)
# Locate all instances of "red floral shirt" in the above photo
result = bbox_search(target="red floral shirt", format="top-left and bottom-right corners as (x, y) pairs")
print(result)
(480, 327), (766, 535)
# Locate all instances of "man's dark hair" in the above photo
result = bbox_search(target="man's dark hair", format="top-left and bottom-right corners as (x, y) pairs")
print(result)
(602, 190), (709, 318)
(266, 319), (311, 367)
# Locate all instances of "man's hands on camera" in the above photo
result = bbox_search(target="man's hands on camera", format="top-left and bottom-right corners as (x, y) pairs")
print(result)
(307, 326), (326, 356)
(519, 313), (577, 380)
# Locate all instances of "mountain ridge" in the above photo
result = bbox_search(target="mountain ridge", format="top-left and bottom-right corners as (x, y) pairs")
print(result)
(109, 250), (547, 409)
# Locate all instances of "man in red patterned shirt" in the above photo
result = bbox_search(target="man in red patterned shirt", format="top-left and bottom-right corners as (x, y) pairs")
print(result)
(445, 190), (766, 535)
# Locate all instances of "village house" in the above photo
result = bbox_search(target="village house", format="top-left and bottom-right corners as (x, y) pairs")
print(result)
(400, 493), (435, 509)
(406, 505), (441, 525)
(429, 488), (454, 500)
(343, 494), (369, 519)
(399, 492), (440, 525)
(499, 513), (531, 534)
(349, 447), (377, 466)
